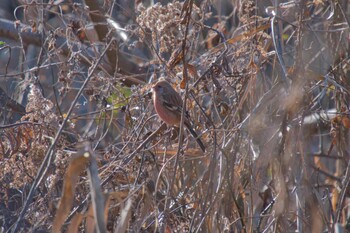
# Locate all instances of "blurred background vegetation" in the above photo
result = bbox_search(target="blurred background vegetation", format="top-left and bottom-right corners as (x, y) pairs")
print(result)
(0, 0), (349, 232)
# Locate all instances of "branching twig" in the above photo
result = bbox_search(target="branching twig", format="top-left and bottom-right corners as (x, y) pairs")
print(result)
(9, 38), (116, 233)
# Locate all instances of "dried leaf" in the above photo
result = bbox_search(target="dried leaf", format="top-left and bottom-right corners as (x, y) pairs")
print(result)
(66, 213), (84, 233)
(52, 150), (89, 233)
(85, 203), (95, 233)
(341, 116), (350, 128)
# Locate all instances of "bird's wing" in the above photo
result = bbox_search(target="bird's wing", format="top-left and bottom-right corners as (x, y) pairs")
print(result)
(162, 100), (182, 113)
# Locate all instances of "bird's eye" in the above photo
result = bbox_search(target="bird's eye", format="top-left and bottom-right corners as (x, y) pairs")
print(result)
(157, 85), (162, 89)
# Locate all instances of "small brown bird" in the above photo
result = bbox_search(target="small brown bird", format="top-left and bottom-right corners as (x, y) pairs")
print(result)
(152, 80), (206, 152)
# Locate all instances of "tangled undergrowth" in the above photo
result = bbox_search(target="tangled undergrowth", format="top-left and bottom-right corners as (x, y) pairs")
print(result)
(0, 0), (350, 232)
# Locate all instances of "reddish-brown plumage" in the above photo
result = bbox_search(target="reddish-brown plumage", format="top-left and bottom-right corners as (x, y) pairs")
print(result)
(152, 80), (206, 152)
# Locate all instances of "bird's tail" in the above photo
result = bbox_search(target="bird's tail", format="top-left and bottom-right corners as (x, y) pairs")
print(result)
(185, 122), (206, 152)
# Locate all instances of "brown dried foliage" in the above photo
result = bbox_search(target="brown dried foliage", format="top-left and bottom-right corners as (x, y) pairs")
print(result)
(0, 0), (350, 232)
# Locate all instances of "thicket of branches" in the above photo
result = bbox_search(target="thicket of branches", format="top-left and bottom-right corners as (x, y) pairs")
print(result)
(0, 0), (350, 232)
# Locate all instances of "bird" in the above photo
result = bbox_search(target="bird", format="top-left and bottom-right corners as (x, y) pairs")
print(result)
(152, 79), (206, 152)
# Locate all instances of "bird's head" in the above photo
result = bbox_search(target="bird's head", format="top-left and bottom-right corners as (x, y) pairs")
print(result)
(152, 80), (172, 95)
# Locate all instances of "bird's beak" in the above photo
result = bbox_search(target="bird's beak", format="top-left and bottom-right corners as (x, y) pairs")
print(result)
(145, 90), (153, 99)
(151, 84), (157, 91)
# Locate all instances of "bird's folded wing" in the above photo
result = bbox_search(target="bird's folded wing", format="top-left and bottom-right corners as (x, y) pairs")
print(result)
(163, 100), (182, 113)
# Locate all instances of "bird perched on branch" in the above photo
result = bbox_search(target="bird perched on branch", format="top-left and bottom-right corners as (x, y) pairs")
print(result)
(152, 79), (206, 152)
